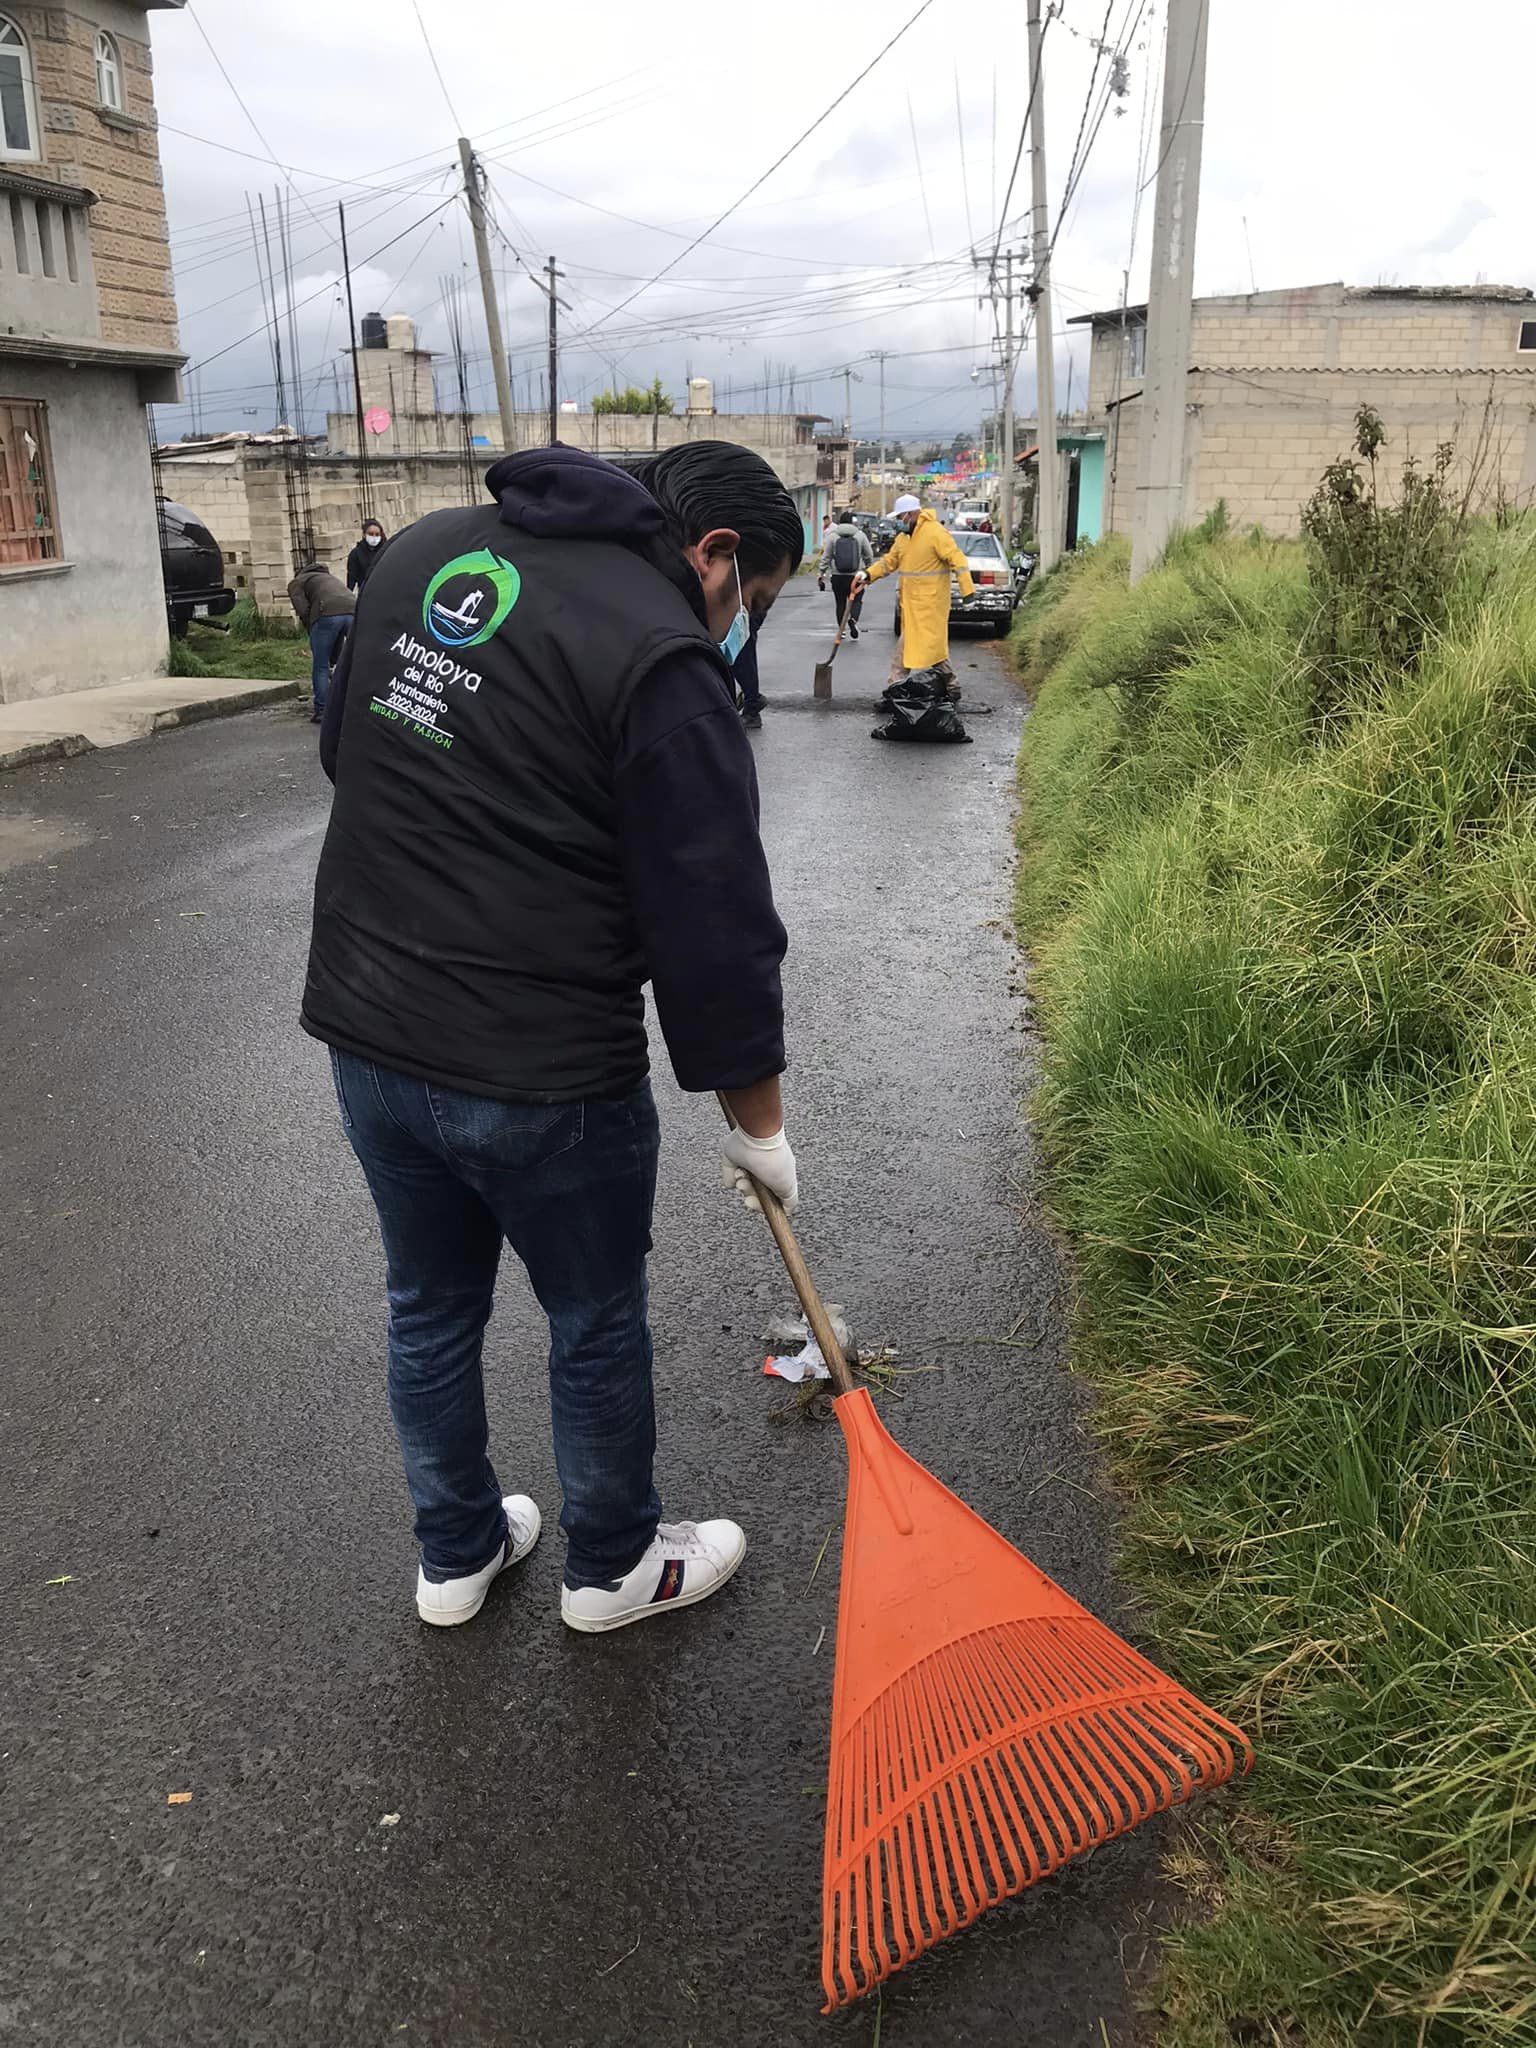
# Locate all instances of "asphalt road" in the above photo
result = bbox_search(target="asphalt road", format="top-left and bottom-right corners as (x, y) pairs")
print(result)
(1, 574), (1169, 2048)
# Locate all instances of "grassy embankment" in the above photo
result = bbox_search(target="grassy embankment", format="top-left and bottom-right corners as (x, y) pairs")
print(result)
(1012, 491), (1536, 2043)
(168, 597), (311, 683)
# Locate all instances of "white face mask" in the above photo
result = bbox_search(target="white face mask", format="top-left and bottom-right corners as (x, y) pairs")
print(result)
(365, 532), (382, 547)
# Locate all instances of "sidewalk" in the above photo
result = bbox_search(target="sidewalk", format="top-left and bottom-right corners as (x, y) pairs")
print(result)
(0, 673), (305, 773)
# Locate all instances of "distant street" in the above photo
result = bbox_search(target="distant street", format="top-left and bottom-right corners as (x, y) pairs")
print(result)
(1, 573), (1168, 2048)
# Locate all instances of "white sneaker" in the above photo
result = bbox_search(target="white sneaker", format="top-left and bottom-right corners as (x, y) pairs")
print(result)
(560, 1519), (747, 1634)
(416, 1495), (541, 1627)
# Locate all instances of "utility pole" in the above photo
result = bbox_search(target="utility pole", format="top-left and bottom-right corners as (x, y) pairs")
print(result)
(999, 248), (1017, 546)
(841, 365), (861, 503)
(1026, 0), (1060, 569)
(545, 256), (564, 448)
(337, 202), (373, 520)
(1131, 0), (1209, 579)
(872, 351), (891, 513)
(458, 137), (516, 454)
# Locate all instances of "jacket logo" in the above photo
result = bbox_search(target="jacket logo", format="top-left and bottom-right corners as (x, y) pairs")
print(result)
(422, 549), (521, 649)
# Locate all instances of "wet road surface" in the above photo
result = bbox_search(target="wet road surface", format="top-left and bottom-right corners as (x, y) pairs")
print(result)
(1, 574), (1170, 2046)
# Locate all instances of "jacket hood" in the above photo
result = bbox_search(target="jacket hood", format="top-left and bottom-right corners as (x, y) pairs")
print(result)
(486, 445), (665, 544)
(484, 444), (708, 630)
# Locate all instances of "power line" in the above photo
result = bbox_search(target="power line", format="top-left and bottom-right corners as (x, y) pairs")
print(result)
(159, 65), (660, 244)
(184, 197), (457, 375)
(1138, 0), (1208, 193)
(1049, 0), (1147, 259)
(185, 5), (340, 256)
(409, 0), (465, 132)
(581, 0), (937, 344)
(954, 69), (974, 250)
(907, 93), (937, 259)
(1057, 0), (1118, 218)
(175, 175), (447, 302)
(990, 1), (1055, 269)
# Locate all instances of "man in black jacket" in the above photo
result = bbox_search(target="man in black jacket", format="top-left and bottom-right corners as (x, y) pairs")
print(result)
(305, 442), (803, 1633)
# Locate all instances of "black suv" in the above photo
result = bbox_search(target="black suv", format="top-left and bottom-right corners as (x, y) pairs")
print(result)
(160, 499), (237, 637)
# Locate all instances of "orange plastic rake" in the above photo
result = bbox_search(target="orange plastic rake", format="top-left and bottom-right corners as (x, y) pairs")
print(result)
(724, 1106), (1254, 2010)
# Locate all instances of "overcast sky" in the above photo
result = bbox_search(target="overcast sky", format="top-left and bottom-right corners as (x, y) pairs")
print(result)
(151, 0), (1531, 445)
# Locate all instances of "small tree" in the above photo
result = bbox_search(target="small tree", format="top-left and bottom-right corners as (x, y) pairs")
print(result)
(1301, 405), (1465, 717)
(592, 377), (674, 417)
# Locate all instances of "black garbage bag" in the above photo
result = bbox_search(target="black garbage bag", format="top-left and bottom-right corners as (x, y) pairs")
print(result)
(871, 666), (973, 744)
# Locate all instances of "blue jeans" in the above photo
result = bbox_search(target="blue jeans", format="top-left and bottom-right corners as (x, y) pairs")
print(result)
(329, 1051), (662, 1587)
(309, 614), (349, 716)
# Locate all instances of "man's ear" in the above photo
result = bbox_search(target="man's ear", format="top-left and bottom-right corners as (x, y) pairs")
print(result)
(684, 526), (742, 578)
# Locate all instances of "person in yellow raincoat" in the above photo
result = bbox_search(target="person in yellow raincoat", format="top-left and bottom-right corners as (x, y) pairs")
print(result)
(856, 493), (974, 683)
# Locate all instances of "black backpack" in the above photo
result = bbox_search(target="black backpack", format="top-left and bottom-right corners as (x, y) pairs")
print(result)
(832, 531), (861, 574)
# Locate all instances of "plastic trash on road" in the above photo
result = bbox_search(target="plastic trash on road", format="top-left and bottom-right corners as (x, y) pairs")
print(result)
(762, 1306), (852, 1383)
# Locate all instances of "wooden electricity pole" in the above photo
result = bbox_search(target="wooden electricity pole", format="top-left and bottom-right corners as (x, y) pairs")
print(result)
(458, 136), (516, 453)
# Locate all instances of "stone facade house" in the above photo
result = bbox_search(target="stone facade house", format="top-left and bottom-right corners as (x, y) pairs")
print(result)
(0, 1), (183, 702)
(1067, 283), (1536, 543)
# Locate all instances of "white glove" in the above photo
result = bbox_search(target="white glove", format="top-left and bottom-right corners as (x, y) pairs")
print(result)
(721, 1125), (799, 1216)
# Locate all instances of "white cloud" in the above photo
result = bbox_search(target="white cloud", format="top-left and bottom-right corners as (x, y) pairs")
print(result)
(155, 0), (1531, 440)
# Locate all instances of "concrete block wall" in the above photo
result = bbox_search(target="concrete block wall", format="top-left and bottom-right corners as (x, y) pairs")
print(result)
(1100, 370), (1536, 540)
(14, 1), (177, 350)
(241, 456), (488, 615)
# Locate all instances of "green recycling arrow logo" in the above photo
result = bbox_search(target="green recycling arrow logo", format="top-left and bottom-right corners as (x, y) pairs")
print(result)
(422, 549), (521, 649)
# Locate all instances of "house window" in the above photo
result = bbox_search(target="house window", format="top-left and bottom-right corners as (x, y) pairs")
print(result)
(95, 31), (123, 113)
(0, 15), (39, 160)
(0, 399), (61, 565)
(1519, 319), (1536, 353)
(1127, 322), (1147, 378)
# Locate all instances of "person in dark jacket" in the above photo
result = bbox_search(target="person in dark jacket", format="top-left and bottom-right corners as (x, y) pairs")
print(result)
(345, 518), (388, 593)
(306, 441), (803, 1635)
(287, 563), (355, 723)
(817, 511), (872, 637)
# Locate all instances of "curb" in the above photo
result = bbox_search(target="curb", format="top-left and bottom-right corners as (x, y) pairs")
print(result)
(148, 680), (307, 733)
(0, 679), (307, 777)
(0, 733), (96, 774)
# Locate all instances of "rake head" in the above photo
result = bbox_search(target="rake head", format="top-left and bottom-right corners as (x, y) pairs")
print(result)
(821, 1389), (1253, 2011)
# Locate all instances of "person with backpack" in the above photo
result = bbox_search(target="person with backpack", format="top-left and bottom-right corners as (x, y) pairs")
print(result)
(819, 510), (873, 637)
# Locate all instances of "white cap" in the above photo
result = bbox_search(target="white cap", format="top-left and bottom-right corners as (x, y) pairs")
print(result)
(892, 494), (921, 516)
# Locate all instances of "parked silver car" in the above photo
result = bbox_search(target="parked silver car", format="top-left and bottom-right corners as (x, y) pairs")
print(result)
(892, 527), (1032, 640)
(946, 529), (1020, 637)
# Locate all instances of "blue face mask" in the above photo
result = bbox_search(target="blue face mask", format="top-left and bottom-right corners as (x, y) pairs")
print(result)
(718, 556), (751, 665)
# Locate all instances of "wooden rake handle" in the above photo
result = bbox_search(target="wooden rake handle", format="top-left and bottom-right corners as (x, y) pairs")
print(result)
(716, 1093), (856, 1395)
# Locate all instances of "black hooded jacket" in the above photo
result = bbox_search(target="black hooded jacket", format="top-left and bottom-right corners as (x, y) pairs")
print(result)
(345, 528), (389, 591)
(302, 447), (786, 1102)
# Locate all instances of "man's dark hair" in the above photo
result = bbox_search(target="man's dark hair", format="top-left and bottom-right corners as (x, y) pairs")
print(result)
(628, 442), (804, 578)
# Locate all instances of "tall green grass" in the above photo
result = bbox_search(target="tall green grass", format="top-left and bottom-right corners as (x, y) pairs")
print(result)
(168, 598), (311, 683)
(1014, 525), (1536, 2044)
